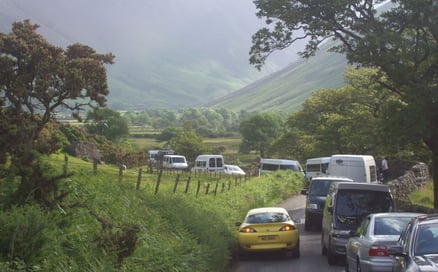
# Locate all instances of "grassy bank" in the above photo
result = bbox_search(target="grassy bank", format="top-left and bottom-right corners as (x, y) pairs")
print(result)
(0, 154), (306, 271)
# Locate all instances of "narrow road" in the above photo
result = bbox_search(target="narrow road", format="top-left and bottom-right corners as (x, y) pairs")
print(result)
(231, 194), (345, 272)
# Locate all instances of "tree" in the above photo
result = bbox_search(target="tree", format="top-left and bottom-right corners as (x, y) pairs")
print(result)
(250, 0), (438, 207)
(85, 108), (129, 141)
(173, 123), (207, 162)
(0, 20), (114, 206)
(239, 112), (285, 157)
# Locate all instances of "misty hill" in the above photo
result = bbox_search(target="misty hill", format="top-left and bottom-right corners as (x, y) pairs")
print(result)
(206, 42), (349, 113)
(0, 0), (303, 110)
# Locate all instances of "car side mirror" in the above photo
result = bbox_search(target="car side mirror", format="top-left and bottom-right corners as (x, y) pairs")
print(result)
(301, 189), (308, 195)
(327, 206), (333, 214)
(235, 222), (241, 227)
(388, 245), (405, 257)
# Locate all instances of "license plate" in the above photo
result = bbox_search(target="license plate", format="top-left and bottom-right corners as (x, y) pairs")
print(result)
(260, 235), (277, 241)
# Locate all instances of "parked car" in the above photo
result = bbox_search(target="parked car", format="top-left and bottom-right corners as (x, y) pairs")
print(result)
(388, 214), (438, 272)
(345, 212), (424, 272)
(235, 207), (300, 259)
(301, 176), (353, 231)
(321, 182), (396, 265)
(224, 164), (245, 176)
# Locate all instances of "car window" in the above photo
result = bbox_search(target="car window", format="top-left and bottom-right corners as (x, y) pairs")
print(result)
(374, 217), (413, 236)
(336, 190), (393, 217)
(415, 223), (438, 255)
(246, 212), (290, 224)
(309, 180), (333, 196)
(356, 216), (370, 236)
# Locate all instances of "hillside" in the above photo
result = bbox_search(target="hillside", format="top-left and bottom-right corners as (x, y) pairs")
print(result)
(206, 42), (349, 114)
(0, 0), (302, 110)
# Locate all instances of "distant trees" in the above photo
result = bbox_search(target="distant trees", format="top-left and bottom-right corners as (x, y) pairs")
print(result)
(125, 108), (241, 137)
(85, 108), (129, 141)
(239, 112), (286, 158)
(0, 20), (114, 206)
(250, 0), (438, 207)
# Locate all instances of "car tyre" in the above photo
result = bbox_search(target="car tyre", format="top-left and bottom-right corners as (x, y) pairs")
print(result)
(291, 239), (300, 258)
(327, 241), (338, 265)
(344, 256), (350, 272)
(321, 232), (327, 256)
(356, 258), (362, 272)
(237, 246), (249, 261)
(304, 219), (311, 231)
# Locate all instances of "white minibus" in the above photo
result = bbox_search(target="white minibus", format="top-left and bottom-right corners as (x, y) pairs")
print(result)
(305, 157), (331, 180)
(259, 158), (305, 176)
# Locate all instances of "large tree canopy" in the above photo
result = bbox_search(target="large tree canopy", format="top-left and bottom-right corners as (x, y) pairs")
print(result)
(0, 20), (114, 206)
(250, 0), (438, 207)
(239, 112), (285, 158)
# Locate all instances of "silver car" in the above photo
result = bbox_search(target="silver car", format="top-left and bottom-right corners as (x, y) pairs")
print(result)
(345, 212), (424, 272)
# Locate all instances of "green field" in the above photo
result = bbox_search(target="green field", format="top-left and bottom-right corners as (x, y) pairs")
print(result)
(127, 134), (259, 166)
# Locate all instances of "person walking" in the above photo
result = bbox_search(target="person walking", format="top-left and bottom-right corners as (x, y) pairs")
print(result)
(381, 157), (389, 182)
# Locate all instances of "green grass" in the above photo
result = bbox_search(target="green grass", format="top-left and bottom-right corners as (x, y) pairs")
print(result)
(410, 180), (435, 208)
(2, 153), (306, 271)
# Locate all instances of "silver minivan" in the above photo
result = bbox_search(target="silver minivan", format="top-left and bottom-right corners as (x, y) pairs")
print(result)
(321, 182), (395, 265)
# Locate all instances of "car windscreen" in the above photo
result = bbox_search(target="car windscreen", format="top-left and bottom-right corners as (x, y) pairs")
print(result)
(172, 157), (185, 163)
(335, 190), (393, 228)
(279, 164), (299, 171)
(373, 217), (413, 235)
(246, 212), (290, 224)
(309, 180), (333, 196)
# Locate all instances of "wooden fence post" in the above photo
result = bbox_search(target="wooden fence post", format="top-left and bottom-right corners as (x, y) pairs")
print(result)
(136, 168), (142, 190)
(213, 183), (218, 196)
(221, 182), (225, 193)
(93, 158), (98, 174)
(155, 169), (163, 194)
(196, 180), (201, 197)
(64, 153), (68, 175)
(184, 177), (191, 194)
(205, 183), (210, 195)
(173, 174), (180, 193)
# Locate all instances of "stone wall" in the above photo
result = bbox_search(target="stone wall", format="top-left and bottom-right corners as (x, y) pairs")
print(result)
(387, 161), (429, 200)
(385, 161), (437, 213)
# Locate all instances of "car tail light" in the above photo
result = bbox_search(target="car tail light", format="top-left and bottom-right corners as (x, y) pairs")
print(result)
(279, 224), (296, 231)
(240, 227), (256, 233)
(369, 245), (389, 257)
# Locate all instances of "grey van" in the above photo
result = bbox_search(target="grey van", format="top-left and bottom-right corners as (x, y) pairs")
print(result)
(301, 176), (353, 231)
(321, 182), (395, 265)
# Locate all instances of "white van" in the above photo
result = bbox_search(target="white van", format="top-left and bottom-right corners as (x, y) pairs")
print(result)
(327, 154), (378, 183)
(259, 158), (305, 176)
(148, 150), (159, 163)
(162, 155), (188, 169)
(191, 155), (225, 173)
(305, 157), (331, 180)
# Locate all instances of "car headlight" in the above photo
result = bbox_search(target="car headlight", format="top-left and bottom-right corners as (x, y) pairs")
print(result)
(307, 203), (318, 210)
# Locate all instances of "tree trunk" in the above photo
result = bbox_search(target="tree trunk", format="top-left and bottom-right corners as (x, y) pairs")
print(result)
(433, 151), (438, 209)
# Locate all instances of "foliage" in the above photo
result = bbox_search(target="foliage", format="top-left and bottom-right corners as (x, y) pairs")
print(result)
(239, 112), (286, 157)
(0, 20), (114, 207)
(124, 108), (241, 137)
(173, 124), (208, 161)
(0, 154), (305, 271)
(85, 108), (129, 141)
(250, 0), (438, 207)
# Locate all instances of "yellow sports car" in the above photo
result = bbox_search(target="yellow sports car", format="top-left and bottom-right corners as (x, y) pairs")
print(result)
(236, 207), (300, 258)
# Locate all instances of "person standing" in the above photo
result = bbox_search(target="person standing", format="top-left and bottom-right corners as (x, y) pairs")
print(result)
(381, 157), (389, 182)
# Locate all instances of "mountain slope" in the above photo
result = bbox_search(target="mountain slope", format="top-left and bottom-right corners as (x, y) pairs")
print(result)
(0, 0), (302, 110)
(206, 43), (349, 113)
